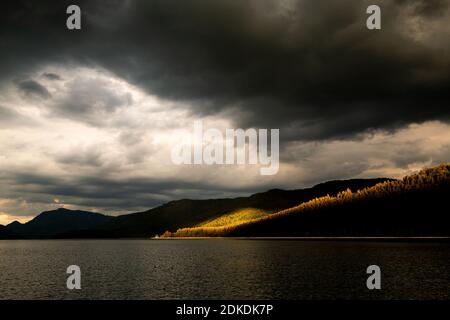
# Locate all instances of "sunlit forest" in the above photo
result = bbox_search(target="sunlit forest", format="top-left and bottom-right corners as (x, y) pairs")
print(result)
(163, 164), (450, 237)
(197, 208), (271, 227)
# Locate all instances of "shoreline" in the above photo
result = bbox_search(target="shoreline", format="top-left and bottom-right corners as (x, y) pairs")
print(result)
(2, 236), (450, 242)
(155, 236), (450, 241)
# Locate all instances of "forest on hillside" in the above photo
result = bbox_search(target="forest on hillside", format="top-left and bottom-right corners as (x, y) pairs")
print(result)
(164, 164), (450, 238)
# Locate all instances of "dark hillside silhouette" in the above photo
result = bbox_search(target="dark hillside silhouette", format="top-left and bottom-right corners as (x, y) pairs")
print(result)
(90, 178), (389, 238)
(1, 179), (388, 239)
(3, 165), (449, 239)
(6, 208), (111, 239)
(170, 164), (450, 237)
(0, 225), (19, 239)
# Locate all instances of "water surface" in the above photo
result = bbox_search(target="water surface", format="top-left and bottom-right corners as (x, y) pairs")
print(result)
(0, 240), (449, 299)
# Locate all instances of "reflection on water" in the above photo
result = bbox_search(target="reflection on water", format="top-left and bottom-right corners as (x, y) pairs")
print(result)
(0, 240), (449, 299)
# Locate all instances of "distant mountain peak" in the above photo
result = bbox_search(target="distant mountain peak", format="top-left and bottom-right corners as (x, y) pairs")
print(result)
(7, 220), (23, 227)
(5, 208), (111, 239)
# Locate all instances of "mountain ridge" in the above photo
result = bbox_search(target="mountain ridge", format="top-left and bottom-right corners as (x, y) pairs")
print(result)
(89, 178), (391, 238)
(2, 178), (391, 239)
(168, 164), (450, 237)
(6, 208), (112, 239)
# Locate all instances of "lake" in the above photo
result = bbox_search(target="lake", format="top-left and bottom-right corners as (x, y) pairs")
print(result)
(0, 239), (449, 300)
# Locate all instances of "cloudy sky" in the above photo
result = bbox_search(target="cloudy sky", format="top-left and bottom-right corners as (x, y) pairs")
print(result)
(1, 0), (449, 224)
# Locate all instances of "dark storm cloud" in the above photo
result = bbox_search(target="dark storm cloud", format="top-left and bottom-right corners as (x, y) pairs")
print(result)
(1, 0), (449, 140)
(17, 79), (51, 99)
(42, 72), (61, 81)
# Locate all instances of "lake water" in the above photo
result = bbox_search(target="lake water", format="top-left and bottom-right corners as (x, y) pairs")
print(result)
(0, 240), (449, 300)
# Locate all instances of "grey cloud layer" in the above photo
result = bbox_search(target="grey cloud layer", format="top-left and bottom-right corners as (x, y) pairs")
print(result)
(1, 170), (265, 216)
(49, 76), (133, 126)
(1, 0), (449, 140)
